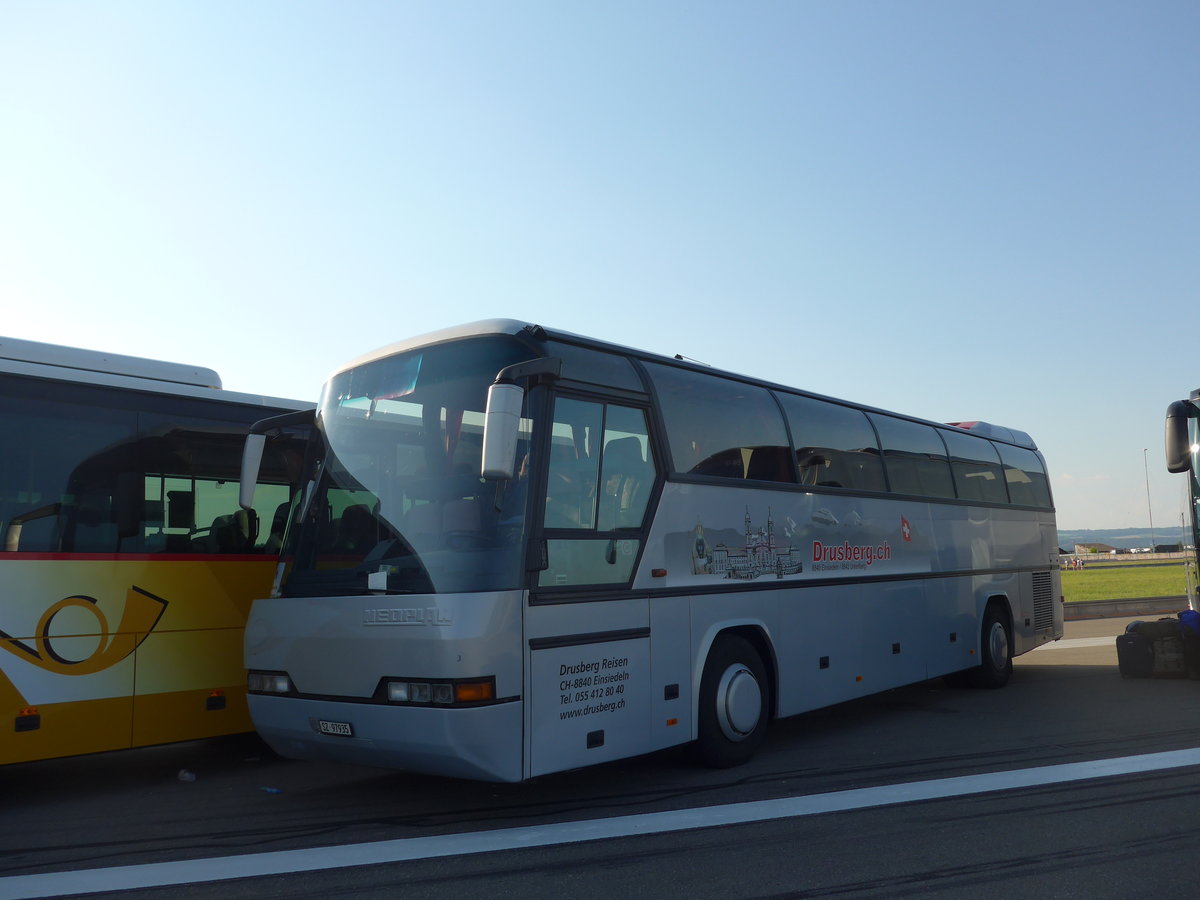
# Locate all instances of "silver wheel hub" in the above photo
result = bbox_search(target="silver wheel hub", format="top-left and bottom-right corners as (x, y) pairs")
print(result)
(986, 621), (1009, 670)
(716, 663), (762, 741)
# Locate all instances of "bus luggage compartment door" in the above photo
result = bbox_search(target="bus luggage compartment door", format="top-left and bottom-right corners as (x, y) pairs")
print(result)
(528, 631), (650, 778)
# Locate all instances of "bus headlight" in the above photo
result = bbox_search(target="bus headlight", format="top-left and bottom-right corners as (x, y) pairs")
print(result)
(386, 681), (412, 702)
(383, 678), (495, 706)
(248, 672), (292, 694)
(387, 681), (433, 703)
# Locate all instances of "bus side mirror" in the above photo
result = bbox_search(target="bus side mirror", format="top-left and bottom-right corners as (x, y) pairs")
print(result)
(240, 433), (266, 509)
(238, 406), (316, 510)
(480, 356), (562, 481)
(1165, 400), (1193, 474)
(481, 382), (523, 481)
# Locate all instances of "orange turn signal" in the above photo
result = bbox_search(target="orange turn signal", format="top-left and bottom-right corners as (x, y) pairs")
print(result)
(454, 681), (495, 703)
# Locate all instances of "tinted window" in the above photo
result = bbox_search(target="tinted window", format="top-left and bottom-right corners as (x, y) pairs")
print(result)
(545, 397), (602, 529)
(870, 415), (956, 499)
(646, 363), (792, 482)
(544, 341), (645, 392)
(285, 336), (531, 596)
(997, 444), (1053, 509)
(545, 397), (655, 532)
(778, 394), (885, 492)
(540, 397), (655, 589)
(942, 429), (1009, 504)
(0, 374), (296, 554)
(0, 382), (136, 553)
(597, 405), (655, 530)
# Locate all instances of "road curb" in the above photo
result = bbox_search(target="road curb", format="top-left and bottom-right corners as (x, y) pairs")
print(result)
(1064, 596), (1191, 621)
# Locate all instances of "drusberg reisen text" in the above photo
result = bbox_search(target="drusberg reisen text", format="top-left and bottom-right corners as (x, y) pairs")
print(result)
(811, 540), (892, 566)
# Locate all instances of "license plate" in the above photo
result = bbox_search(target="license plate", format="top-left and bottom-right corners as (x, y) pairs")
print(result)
(318, 719), (354, 737)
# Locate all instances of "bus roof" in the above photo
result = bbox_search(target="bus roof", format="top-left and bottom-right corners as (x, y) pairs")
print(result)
(0, 335), (311, 412)
(1, 335), (223, 388)
(338, 319), (534, 373)
(944, 421), (1036, 450)
(338, 320), (1039, 450)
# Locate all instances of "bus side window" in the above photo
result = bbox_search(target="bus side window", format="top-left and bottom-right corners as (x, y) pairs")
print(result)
(540, 400), (655, 588)
(746, 445), (793, 483)
(598, 406), (654, 530)
(70, 494), (119, 552)
(942, 430), (1008, 504)
(0, 392), (136, 553)
(997, 444), (1053, 509)
(644, 363), (788, 481)
(778, 394), (885, 493)
(870, 415), (956, 499)
(546, 398), (603, 529)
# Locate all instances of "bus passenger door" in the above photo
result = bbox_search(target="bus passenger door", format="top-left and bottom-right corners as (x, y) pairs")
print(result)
(525, 394), (661, 778)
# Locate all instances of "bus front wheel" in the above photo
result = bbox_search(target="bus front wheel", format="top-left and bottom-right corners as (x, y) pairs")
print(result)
(694, 634), (769, 768)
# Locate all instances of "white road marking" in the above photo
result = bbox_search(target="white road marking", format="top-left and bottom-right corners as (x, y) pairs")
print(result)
(1028, 636), (1115, 650)
(4, 746), (1199, 900)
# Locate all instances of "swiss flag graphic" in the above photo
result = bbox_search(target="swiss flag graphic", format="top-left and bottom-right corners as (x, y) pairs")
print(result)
(900, 516), (912, 542)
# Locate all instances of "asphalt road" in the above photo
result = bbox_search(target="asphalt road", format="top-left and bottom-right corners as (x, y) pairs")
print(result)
(3, 615), (1199, 900)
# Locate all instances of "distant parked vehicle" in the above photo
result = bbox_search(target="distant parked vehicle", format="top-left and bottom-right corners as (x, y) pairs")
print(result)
(1163, 393), (1200, 610)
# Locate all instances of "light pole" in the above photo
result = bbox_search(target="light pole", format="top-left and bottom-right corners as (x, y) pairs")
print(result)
(1143, 448), (1157, 551)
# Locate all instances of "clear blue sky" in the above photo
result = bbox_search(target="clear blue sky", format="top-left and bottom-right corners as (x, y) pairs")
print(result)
(3, 2), (1196, 532)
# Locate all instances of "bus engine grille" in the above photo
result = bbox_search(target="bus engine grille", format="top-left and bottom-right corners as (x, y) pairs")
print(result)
(1032, 571), (1055, 631)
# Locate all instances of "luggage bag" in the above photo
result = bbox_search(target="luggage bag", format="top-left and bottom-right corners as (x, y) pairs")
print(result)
(1151, 635), (1186, 676)
(1182, 631), (1200, 679)
(1116, 632), (1155, 678)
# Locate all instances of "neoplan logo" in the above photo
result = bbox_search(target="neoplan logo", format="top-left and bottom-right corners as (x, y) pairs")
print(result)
(362, 607), (452, 626)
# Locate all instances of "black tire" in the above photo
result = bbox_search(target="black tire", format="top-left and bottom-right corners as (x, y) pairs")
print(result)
(968, 605), (1013, 689)
(694, 634), (769, 768)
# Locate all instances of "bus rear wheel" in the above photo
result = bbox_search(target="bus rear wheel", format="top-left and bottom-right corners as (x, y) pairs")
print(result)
(694, 634), (769, 768)
(968, 605), (1013, 689)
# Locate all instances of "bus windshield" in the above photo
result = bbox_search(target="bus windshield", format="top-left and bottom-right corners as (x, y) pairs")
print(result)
(282, 337), (534, 597)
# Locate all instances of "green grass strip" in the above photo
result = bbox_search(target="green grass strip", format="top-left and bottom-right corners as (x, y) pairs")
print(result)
(1061, 563), (1187, 603)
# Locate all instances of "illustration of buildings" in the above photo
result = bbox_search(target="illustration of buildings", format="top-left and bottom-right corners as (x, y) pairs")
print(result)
(691, 508), (803, 580)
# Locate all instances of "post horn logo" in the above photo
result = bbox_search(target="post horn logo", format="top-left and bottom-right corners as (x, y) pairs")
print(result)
(0, 587), (168, 676)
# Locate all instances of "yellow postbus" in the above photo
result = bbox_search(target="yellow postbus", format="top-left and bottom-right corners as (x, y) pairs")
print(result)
(0, 336), (310, 764)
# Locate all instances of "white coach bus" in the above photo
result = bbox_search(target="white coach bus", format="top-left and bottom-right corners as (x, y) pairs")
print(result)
(241, 320), (1062, 782)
